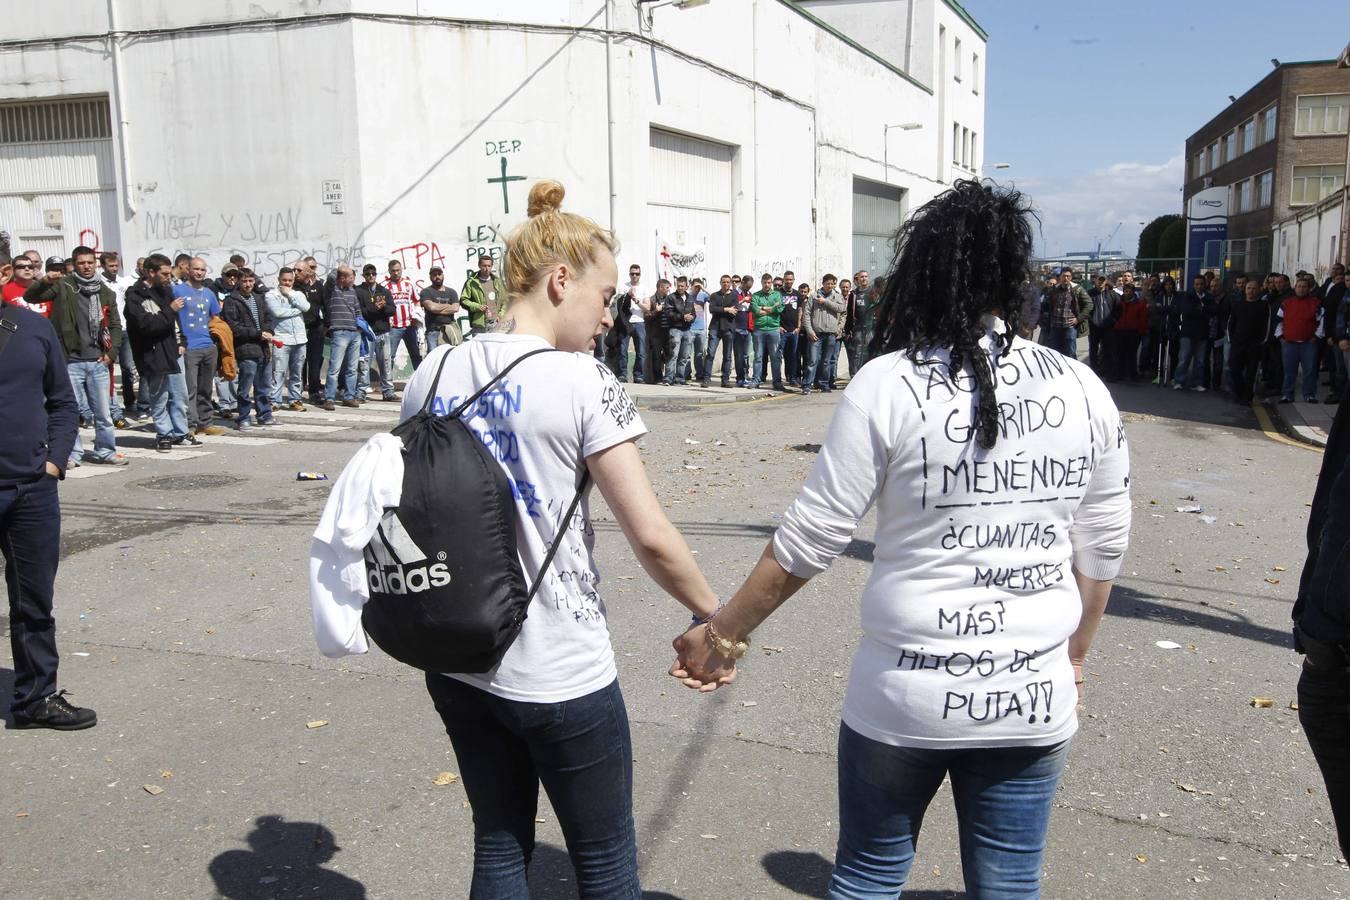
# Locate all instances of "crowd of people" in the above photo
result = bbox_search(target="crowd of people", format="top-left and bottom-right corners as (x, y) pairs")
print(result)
(0, 246), (509, 462)
(1020, 262), (1348, 406)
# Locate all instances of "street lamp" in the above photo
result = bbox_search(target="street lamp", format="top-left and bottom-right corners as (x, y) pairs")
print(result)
(883, 122), (923, 184)
(991, 163), (1011, 169)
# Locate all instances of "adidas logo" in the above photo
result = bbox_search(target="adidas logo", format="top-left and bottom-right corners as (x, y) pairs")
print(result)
(367, 561), (452, 595)
(365, 509), (451, 594)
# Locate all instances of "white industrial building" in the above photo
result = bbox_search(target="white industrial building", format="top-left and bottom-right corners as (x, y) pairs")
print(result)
(0, 0), (986, 289)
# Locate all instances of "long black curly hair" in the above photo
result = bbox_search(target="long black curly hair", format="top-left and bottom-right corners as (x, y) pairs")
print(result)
(867, 179), (1037, 450)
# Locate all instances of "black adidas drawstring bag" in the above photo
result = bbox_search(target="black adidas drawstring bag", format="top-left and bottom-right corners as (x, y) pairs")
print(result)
(360, 346), (589, 673)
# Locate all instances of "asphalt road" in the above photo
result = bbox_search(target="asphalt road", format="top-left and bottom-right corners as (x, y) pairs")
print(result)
(1, 374), (1341, 899)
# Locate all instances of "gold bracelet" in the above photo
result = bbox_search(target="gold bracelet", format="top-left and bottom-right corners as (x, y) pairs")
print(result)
(705, 621), (749, 659)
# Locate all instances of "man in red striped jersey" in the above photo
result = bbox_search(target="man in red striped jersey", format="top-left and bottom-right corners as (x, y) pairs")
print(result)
(384, 259), (423, 375)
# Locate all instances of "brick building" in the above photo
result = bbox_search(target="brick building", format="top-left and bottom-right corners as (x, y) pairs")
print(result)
(1183, 58), (1349, 276)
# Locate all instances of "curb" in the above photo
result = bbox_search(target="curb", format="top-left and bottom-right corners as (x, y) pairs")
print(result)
(1255, 399), (1326, 452)
(631, 387), (801, 408)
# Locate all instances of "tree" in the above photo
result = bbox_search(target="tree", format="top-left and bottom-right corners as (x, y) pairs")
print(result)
(1137, 214), (1180, 260)
(1158, 217), (1186, 260)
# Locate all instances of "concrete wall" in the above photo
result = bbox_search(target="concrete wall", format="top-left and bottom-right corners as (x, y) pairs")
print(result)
(1273, 192), (1344, 277)
(0, 0), (984, 291)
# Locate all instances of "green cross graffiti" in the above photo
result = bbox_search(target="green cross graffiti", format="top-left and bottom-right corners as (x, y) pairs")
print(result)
(487, 155), (527, 215)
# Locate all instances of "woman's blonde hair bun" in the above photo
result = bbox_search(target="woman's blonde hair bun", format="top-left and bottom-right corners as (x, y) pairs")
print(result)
(527, 180), (566, 217)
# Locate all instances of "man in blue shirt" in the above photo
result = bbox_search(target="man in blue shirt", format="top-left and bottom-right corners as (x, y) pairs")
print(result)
(173, 258), (225, 435)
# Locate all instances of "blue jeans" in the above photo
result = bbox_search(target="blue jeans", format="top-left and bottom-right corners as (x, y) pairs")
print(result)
(388, 323), (423, 371)
(619, 323), (646, 382)
(1174, 336), (1205, 389)
(805, 333), (838, 390)
(425, 675), (640, 899)
(66, 360), (116, 463)
(270, 343), (307, 404)
(826, 333), (843, 385)
(755, 330), (783, 385)
(732, 329), (751, 384)
(687, 329), (707, 382)
(2, 476), (61, 715)
(370, 332), (396, 397)
(664, 329), (694, 383)
(325, 330), (361, 401)
(830, 724), (1071, 900)
(705, 330), (733, 382)
(782, 331), (801, 383)
(236, 358), (274, 425)
(1043, 325), (1078, 359)
(1283, 340), (1320, 400)
(145, 372), (188, 441)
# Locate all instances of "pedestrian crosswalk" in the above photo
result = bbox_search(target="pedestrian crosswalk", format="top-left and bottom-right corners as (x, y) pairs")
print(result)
(66, 402), (402, 479)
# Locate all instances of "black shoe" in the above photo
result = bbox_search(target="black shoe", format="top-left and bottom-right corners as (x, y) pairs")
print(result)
(113, 418), (128, 429)
(14, 690), (97, 730)
(1306, 397), (1319, 404)
(156, 438), (172, 453)
(184, 433), (203, 446)
(772, 383), (785, 391)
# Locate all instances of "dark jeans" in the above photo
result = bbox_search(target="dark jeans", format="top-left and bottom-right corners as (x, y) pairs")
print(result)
(755, 329), (783, 385)
(830, 723), (1070, 899)
(1108, 330), (1141, 381)
(116, 336), (139, 411)
(618, 323), (645, 382)
(2, 476), (61, 715)
(1298, 632), (1350, 860)
(425, 675), (640, 899)
(1229, 340), (1263, 404)
(732, 330), (751, 384)
(183, 345), (217, 429)
(704, 329), (733, 382)
(1088, 322), (1110, 372)
(305, 324), (326, 398)
(782, 330), (801, 383)
(235, 358), (274, 425)
(805, 333), (838, 390)
(1044, 325), (1078, 359)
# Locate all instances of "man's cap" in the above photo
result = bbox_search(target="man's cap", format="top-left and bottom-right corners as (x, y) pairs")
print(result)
(45, 256), (65, 271)
(221, 265), (241, 277)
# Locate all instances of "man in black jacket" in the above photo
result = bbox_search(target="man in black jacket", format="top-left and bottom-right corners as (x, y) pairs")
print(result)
(0, 298), (94, 729)
(298, 258), (327, 403)
(357, 264), (396, 401)
(222, 269), (277, 430)
(1293, 395), (1350, 858)
(124, 254), (192, 452)
(704, 275), (738, 388)
(1227, 280), (1269, 406)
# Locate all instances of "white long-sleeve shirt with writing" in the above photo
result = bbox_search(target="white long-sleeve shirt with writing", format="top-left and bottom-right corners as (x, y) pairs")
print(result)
(773, 327), (1131, 749)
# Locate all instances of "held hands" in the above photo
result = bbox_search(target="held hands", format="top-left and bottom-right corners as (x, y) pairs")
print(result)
(669, 624), (737, 692)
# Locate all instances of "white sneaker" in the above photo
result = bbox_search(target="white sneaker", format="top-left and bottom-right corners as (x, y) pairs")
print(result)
(1172, 383), (1183, 391)
(1193, 385), (1207, 393)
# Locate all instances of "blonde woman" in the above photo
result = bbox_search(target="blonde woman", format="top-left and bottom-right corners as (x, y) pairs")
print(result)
(400, 180), (724, 898)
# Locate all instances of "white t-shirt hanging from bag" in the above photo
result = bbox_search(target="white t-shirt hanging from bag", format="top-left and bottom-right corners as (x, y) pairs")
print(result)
(399, 334), (648, 703)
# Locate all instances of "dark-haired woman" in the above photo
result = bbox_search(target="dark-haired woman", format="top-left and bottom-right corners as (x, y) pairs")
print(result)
(672, 180), (1132, 898)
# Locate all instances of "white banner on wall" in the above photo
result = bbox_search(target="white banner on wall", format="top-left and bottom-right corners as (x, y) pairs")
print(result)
(655, 231), (708, 284)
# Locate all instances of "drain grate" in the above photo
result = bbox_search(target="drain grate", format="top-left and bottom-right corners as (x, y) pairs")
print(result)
(135, 474), (247, 492)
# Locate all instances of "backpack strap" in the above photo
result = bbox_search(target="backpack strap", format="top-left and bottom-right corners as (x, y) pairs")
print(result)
(525, 469), (592, 602)
(447, 346), (557, 419)
(0, 305), (18, 363)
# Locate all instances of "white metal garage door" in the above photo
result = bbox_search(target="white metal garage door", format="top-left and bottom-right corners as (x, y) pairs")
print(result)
(648, 129), (734, 285)
(0, 96), (120, 261)
(852, 177), (905, 278)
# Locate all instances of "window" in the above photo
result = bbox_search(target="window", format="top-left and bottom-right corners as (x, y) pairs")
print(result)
(0, 96), (112, 143)
(1194, 151), (1207, 178)
(1257, 170), (1273, 207)
(952, 123), (960, 164)
(1224, 130), (1237, 162)
(972, 54), (980, 93)
(970, 131), (978, 170)
(1259, 105), (1278, 143)
(961, 126), (969, 167)
(1237, 179), (1251, 213)
(954, 37), (962, 80)
(1208, 141), (1220, 169)
(1291, 164), (1345, 205)
(1295, 94), (1350, 135)
(1241, 119), (1255, 154)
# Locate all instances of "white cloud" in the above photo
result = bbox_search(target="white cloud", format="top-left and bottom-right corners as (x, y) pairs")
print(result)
(1007, 154), (1184, 259)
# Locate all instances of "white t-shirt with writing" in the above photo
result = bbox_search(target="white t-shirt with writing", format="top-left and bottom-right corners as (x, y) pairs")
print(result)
(772, 322), (1131, 749)
(400, 334), (647, 703)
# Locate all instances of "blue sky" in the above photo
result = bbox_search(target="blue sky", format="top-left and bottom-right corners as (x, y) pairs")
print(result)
(961, 0), (1348, 257)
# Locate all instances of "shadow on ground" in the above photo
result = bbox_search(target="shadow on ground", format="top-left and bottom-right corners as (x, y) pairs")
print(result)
(1105, 583), (1293, 650)
(208, 815), (367, 899)
(762, 849), (965, 898)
